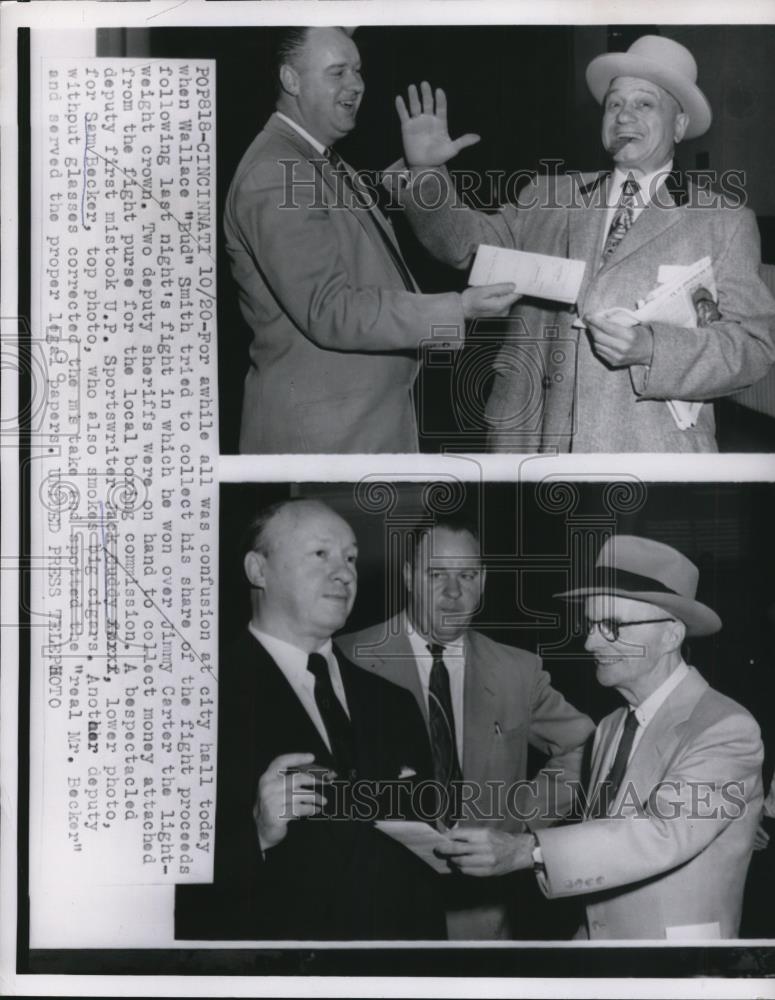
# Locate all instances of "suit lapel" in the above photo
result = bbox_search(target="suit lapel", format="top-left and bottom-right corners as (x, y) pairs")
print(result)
(610, 667), (709, 812)
(570, 172), (609, 311)
(247, 631), (334, 767)
(346, 616), (427, 724)
(595, 169), (687, 277)
(588, 709), (623, 799)
(461, 631), (500, 782)
(266, 114), (391, 257)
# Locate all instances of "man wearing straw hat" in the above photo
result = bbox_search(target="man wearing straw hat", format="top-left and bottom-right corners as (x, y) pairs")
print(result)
(395, 34), (775, 452)
(438, 536), (764, 940)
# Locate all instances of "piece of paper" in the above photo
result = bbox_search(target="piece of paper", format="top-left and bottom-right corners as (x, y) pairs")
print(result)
(594, 257), (717, 430)
(374, 820), (455, 874)
(657, 263), (692, 284)
(665, 921), (722, 940)
(469, 244), (586, 305)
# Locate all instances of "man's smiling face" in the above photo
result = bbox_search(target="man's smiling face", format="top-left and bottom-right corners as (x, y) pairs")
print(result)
(601, 76), (688, 175)
(284, 27), (365, 148)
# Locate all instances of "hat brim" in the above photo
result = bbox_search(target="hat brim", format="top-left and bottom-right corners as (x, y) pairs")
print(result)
(554, 587), (722, 637)
(586, 52), (712, 140)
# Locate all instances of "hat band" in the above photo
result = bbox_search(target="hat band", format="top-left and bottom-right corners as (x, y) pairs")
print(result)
(592, 567), (682, 596)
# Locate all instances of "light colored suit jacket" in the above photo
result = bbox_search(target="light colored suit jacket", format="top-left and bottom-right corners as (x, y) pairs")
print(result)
(337, 615), (594, 939)
(224, 114), (464, 453)
(402, 169), (775, 452)
(536, 667), (763, 940)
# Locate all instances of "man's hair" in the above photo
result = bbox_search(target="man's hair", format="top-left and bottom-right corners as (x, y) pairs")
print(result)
(242, 500), (288, 559)
(274, 26), (311, 84)
(404, 514), (482, 572)
(274, 26), (354, 95)
(242, 497), (325, 559)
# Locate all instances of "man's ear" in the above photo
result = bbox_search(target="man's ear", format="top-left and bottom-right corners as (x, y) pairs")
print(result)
(244, 549), (266, 589)
(279, 62), (300, 97)
(664, 617), (686, 653)
(674, 111), (689, 144)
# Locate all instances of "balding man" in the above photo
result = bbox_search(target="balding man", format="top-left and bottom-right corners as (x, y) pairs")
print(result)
(439, 536), (764, 940)
(177, 499), (444, 940)
(396, 34), (775, 452)
(225, 27), (518, 453)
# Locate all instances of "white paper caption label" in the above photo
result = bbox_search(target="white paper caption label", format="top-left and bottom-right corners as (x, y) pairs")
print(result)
(30, 58), (218, 888)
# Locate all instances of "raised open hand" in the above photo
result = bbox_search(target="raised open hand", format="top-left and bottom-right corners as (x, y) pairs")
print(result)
(395, 81), (480, 168)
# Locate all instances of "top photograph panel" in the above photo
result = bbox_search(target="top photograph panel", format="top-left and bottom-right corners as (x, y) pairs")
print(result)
(107, 23), (775, 455)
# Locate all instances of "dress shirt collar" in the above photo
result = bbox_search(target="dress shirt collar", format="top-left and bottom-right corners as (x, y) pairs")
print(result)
(275, 111), (328, 156)
(608, 158), (673, 209)
(248, 622), (334, 674)
(403, 611), (465, 661)
(632, 659), (689, 729)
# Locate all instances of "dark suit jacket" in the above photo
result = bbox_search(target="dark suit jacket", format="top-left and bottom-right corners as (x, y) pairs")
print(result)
(224, 113), (464, 453)
(175, 630), (444, 941)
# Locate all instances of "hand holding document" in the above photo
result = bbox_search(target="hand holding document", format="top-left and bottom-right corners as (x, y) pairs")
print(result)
(586, 256), (718, 430)
(374, 820), (457, 874)
(469, 245), (586, 305)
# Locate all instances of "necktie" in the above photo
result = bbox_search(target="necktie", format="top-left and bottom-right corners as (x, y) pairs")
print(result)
(602, 176), (640, 260)
(307, 652), (355, 778)
(326, 147), (415, 291)
(427, 643), (463, 826)
(591, 709), (639, 818)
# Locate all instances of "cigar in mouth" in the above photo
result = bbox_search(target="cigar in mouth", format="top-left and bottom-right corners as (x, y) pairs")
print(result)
(609, 136), (636, 154)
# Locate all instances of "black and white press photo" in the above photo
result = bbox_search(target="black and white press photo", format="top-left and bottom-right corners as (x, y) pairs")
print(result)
(2, 3), (775, 999)
(171, 480), (775, 957)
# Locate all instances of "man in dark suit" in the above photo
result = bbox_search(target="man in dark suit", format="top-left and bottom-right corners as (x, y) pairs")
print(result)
(176, 499), (444, 941)
(337, 515), (594, 938)
(225, 26), (519, 453)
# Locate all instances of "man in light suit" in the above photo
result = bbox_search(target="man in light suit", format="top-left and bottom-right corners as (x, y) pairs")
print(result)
(442, 536), (763, 940)
(395, 34), (775, 451)
(225, 27), (518, 453)
(337, 515), (594, 939)
(175, 499), (445, 941)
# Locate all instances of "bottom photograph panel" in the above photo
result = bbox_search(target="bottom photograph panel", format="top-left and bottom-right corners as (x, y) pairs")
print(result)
(176, 479), (775, 953)
(24, 479), (775, 978)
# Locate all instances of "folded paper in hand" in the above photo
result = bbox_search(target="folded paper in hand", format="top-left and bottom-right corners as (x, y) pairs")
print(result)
(594, 256), (718, 431)
(374, 819), (455, 874)
(469, 245), (586, 305)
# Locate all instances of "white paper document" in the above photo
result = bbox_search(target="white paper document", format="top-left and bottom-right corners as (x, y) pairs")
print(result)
(374, 820), (455, 874)
(595, 256), (718, 430)
(469, 244), (586, 305)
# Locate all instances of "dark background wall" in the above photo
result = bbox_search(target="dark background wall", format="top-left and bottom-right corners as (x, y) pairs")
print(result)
(99, 24), (775, 454)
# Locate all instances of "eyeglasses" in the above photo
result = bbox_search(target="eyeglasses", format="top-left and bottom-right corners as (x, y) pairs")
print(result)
(585, 618), (676, 643)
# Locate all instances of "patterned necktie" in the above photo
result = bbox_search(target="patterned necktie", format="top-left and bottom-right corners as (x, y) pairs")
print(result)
(326, 147), (415, 291)
(427, 643), (463, 826)
(602, 176), (641, 260)
(591, 708), (639, 818)
(307, 653), (355, 778)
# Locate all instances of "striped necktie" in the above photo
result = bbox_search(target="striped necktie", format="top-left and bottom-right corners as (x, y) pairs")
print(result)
(602, 176), (640, 260)
(427, 643), (463, 826)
